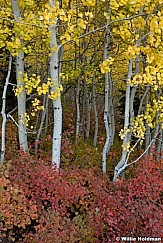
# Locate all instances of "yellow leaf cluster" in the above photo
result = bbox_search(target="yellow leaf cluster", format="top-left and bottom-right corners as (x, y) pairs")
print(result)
(37, 79), (52, 96)
(23, 73), (41, 95)
(77, 19), (87, 30)
(60, 23), (76, 43)
(127, 45), (140, 59)
(132, 115), (146, 139)
(144, 98), (163, 128)
(110, 1), (120, 11)
(6, 37), (22, 56)
(38, 3), (59, 25)
(13, 85), (24, 97)
(122, 142), (130, 152)
(99, 57), (114, 74)
(129, 64), (163, 89)
(31, 98), (44, 117)
(119, 127), (131, 140)
(58, 9), (68, 22)
(20, 113), (30, 126)
(82, 0), (96, 7)
(59, 73), (69, 83)
(85, 12), (94, 19)
(49, 85), (63, 100)
(115, 25), (132, 40)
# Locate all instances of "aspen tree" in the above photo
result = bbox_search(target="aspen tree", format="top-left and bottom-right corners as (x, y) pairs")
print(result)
(49, 0), (62, 168)
(101, 0), (114, 173)
(113, 59), (133, 181)
(0, 56), (12, 164)
(11, 0), (28, 151)
(110, 0), (163, 180)
(92, 0), (98, 147)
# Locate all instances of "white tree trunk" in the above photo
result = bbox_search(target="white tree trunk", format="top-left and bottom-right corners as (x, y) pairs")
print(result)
(49, 4), (62, 169)
(102, 0), (113, 173)
(92, 74), (98, 147)
(86, 90), (92, 140)
(93, 0), (98, 147)
(108, 78), (115, 147)
(35, 92), (49, 155)
(17, 51), (28, 151)
(81, 88), (86, 139)
(0, 55), (12, 164)
(130, 87), (137, 121)
(11, 0), (28, 151)
(102, 70), (112, 173)
(138, 86), (150, 115)
(75, 77), (80, 144)
(113, 59), (133, 181)
(102, 25), (112, 173)
(45, 105), (49, 136)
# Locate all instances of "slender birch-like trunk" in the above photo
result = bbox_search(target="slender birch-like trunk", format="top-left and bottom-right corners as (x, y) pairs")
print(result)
(129, 60), (138, 121)
(145, 92), (151, 155)
(92, 74), (98, 146)
(35, 92), (49, 154)
(129, 60), (138, 141)
(102, 3), (112, 173)
(149, 89), (160, 156)
(151, 113), (159, 151)
(44, 101), (49, 136)
(49, 1), (62, 169)
(102, 60), (112, 172)
(75, 76), (80, 143)
(109, 78), (115, 147)
(44, 64), (50, 136)
(113, 59), (133, 181)
(0, 56), (12, 164)
(138, 86), (150, 115)
(93, 0), (98, 147)
(75, 0), (81, 143)
(81, 84), (86, 139)
(130, 29), (140, 133)
(130, 87), (137, 121)
(113, 27), (143, 180)
(11, 0), (28, 151)
(80, 50), (87, 140)
(86, 90), (92, 140)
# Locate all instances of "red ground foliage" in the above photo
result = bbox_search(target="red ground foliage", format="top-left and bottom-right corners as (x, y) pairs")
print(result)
(0, 152), (162, 242)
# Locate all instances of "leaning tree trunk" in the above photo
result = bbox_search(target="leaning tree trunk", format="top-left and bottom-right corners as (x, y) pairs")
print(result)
(0, 55), (12, 164)
(11, 0), (28, 151)
(49, 1), (62, 169)
(113, 59), (133, 182)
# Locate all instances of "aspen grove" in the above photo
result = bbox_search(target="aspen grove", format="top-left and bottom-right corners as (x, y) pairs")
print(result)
(0, 0), (163, 242)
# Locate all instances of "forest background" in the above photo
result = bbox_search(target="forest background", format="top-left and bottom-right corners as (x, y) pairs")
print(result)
(0, 0), (163, 242)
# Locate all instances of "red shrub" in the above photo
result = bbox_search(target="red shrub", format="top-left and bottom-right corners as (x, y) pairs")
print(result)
(0, 152), (162, 242)
(0, 172), (38, 242)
